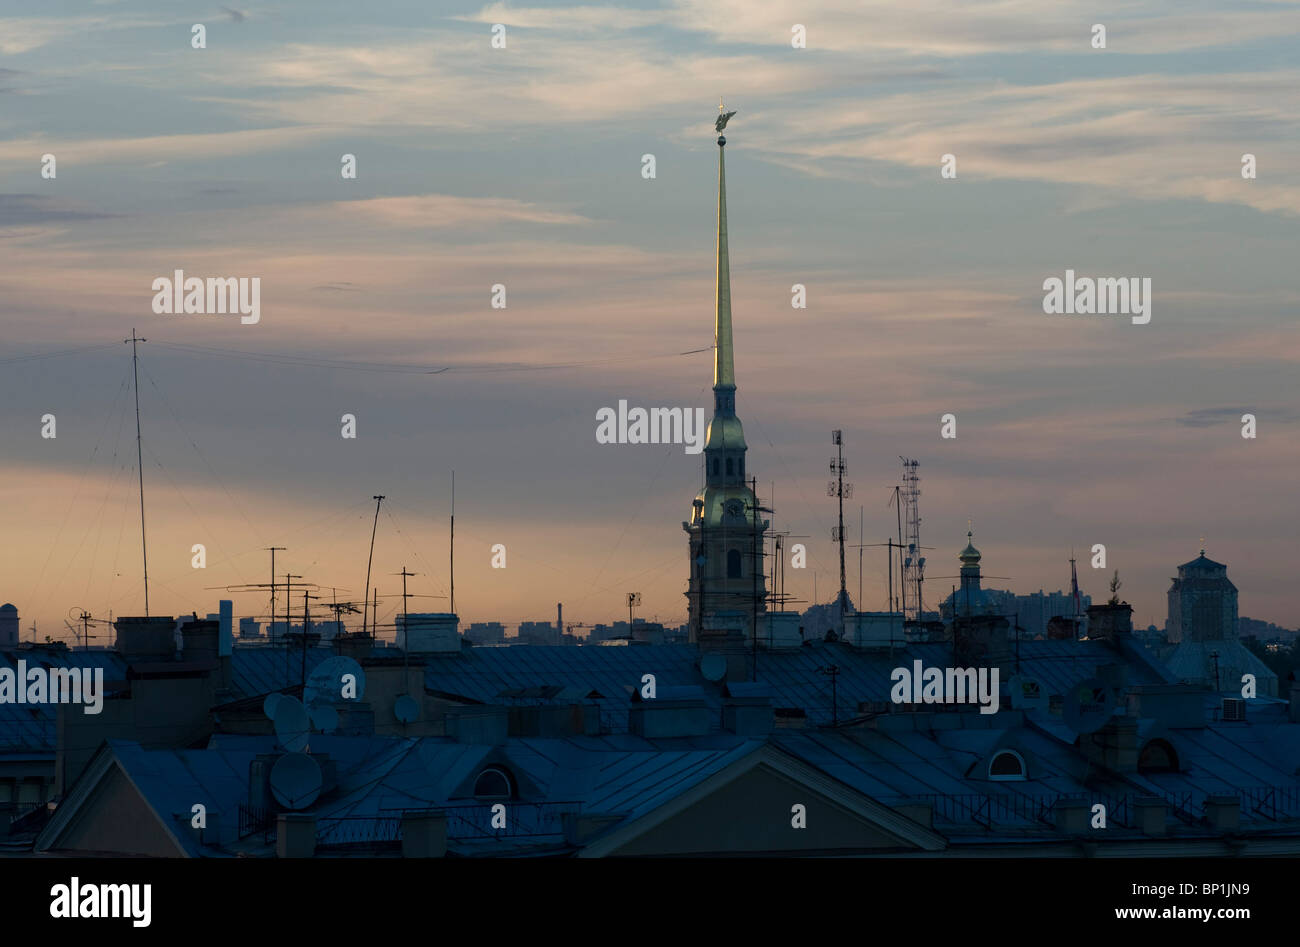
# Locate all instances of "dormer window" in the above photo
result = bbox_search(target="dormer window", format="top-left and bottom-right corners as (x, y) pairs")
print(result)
(473, 766), (514, 799)
(988, 750), (1026, 781)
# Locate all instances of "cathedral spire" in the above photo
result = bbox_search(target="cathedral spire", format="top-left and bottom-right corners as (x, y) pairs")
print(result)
(714, 100), (736, 389)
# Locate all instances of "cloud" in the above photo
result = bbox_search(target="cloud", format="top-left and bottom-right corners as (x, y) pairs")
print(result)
(328, 194), (591, 229)
(0, 194), (119, 225)
(0, 15), (159, 54)
(1174, 407), (1298, 427)
(221, 6), (247, 23)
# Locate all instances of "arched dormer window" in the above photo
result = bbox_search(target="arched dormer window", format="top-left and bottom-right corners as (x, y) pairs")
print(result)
(1138, 739), (1178, 773)
(474, 766), (514, 799)
(727, 549), (742, 578)
(726, 458), (734, 477)
(988, 750), (1026, 781)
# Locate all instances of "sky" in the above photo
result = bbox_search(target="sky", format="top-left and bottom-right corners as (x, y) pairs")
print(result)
(1, 0), (1298, 644)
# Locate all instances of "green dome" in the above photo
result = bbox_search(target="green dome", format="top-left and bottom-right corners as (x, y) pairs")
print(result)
(705, 415), (747, 450)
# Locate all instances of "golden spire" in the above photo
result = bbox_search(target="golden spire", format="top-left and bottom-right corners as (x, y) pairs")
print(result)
(714, 102), (734, 388)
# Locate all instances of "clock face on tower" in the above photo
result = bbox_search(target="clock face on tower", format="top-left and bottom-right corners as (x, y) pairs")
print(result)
(723, 499), (745, 519)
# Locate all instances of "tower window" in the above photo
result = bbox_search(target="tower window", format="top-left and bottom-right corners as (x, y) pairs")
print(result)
(727, 549), (742, 578)
(739, 458), (744, 478)
(726, 458), (734, 476)
(712, 459), (720, 477)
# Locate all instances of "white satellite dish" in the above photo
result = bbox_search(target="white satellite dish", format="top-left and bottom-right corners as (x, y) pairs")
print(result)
(310, 703), (339, 732)
(1009, 675), (1047, 712)
(700, 654), (727, 682)
(394, 694), (419, 723)
(305, 656), (365, 706)
(1063, 677), (1114, 734)
(263, 692), (283, 719)
(273, 696), (312, 752)
(269, 752), (322, 809)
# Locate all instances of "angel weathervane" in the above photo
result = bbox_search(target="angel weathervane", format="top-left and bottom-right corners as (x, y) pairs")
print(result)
(716, 97), (737, 133)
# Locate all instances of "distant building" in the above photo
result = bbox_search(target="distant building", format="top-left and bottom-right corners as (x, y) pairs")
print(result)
(238, 617), (261, 639)
(1158, 550), (1277, 696)
(517, 621), (560, 646)
(465, 622), (506, 646)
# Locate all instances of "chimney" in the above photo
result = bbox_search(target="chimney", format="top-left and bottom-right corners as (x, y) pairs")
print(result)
(1086, 603), (1133, 642)
(276, 813), (316, 858)
(1054, 799), (1090, 834)
(401, 811), (447, 858)
(557, 602), (563, 638)
(1204, 795), (1240, 833)
(218, 600), (233, 656)
(1133, 796), (1167, 837)
(114, 616), (177, 660)
(180, 617), (220, 665)
(722, 682), (774, 736)
(629, 685), (711, 738)
(334, 632), (373, 661)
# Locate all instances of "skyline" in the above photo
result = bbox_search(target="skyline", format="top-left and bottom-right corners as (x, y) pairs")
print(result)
(2, 0), (1298, 640)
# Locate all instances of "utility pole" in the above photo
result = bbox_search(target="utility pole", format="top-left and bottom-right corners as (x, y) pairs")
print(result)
(362, 495), (385, 637)
(125, 329), (149, 615)
(395, 567), (416, 669)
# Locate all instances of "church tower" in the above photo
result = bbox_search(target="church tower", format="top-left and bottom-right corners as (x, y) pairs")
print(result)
(683, 104), (768, 645)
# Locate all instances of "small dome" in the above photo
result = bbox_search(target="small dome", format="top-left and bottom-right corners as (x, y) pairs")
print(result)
(0, 603), (16, 613)
(959, 531), (981, 564)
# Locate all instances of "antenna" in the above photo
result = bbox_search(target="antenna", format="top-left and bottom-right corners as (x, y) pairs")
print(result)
(125, 328), (150, 615)
(828, 431), (853, 622)
(899, 457), (925, 621)
(266, 546), (285, 634)
(361, 495), (385, 637)
(450, 471), (455, 615)
(393, 566), (416, 666)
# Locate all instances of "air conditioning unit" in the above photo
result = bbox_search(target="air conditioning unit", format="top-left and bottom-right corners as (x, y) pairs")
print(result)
(1221, 698), (1246, 722)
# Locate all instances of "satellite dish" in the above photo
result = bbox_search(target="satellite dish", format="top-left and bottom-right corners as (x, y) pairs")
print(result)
(1063, 677), (1115, 734)
(699, 654), (727, 682)
(310, 703), (339, 732)
(305, 656), (365, 706)
(273, 696), (312, 752)
(269, 752), (322, 809)
(263, 692), (283, 719)
(1008, 675), (1047, 712)
(394, 694), (419, 723)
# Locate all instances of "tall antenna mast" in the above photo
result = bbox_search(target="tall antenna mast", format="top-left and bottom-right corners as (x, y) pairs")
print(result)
(125, 329), (150, 615)
(828, 431), (853, 621)
(900, 457), (925, 622)
(450, 472), (455, 615)
(362, 495), (385, 637)
(395, 567), (416, 669)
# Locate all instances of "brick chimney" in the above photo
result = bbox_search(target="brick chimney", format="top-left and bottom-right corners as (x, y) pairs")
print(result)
(1086, 603), (1133, 642)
